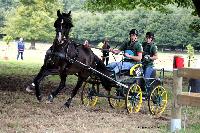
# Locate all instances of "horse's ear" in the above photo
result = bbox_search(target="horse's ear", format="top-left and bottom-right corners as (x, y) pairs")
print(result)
(68, 11), (71, 15)
(57, 10), (62, 17)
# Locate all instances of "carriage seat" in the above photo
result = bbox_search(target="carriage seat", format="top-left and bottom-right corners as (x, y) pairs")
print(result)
(115, 64), (143, 77)
(129, 64), (143, 76)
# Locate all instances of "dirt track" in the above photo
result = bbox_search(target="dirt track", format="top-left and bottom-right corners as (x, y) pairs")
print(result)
(0, 76), (170, 133)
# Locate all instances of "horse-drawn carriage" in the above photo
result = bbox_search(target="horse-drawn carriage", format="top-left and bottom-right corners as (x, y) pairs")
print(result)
(29, 10), (167, 116)
(81, 63), (167, 115)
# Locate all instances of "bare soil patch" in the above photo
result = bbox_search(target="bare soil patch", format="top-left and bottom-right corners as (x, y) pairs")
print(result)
(0, 76), (170, 133)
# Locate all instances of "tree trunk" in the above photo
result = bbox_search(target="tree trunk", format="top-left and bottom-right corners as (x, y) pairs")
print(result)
(192, 0), (200, 17)
(29, 40), (36, 50)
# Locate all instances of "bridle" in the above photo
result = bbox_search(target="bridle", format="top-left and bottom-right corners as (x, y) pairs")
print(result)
(57, 18), (64, 43)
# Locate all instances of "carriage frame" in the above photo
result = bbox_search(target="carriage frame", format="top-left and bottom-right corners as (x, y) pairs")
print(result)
(80, 63), (168, 115)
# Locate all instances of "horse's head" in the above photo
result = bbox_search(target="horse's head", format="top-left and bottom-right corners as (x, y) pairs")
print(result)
(54, 10), (73, 42)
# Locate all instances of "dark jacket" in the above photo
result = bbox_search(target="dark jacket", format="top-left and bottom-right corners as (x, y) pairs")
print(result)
(18, 41), (25, 52)
(102, 43), (110, 57)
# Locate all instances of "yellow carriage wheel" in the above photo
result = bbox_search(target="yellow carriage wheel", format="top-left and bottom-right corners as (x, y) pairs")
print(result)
(148, 86), (167, 115)
(126, 84), (142, 113)
(108, 86), (126, 109)
(81, 81), (98, 107)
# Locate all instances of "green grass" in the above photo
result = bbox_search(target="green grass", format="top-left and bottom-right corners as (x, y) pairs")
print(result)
(0, 60), (78, 86)
(158, 106), (200, 132)
(1, 60), (41, 76)
(160, 122), (200, 133)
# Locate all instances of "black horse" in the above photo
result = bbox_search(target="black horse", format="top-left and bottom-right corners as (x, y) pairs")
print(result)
(28, 10), (113, 107)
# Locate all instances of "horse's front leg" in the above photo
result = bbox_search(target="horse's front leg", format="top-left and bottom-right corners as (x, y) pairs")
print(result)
(33, 65), (49, 102)
(64, 76), (86, 108)
(48, 73), (67, 102)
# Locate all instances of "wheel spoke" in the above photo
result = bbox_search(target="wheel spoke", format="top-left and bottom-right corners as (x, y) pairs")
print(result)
(126, 84), (142, 113)
(148, 86), (168, 115)
(81, 80), (98, 107)
(108, 87), (126, 109)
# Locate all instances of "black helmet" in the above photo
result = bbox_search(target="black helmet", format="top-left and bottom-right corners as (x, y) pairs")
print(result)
(146, 32), (154, 39)
(129, 29), (138, 36)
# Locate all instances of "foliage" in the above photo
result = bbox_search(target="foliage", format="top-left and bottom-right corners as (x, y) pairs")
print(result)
(3, 35), (13, 45)
(2, 1), (200, 50)
(71, 7), (200, 49)
(84, 0), (199, 16)
(0, 0), (18, 34)
(189, 18), (200, 32)
(61, 0), (84, 12)
(3, 0), (62, 42)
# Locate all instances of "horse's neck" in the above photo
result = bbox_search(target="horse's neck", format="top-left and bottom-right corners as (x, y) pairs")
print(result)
(65, 40), (79, 59)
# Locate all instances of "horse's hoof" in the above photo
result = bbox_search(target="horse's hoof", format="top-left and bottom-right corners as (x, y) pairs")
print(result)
(37, 95), (42, 102)
(64, 102), (70, 108)
(47, 94), (54, 103)
(26, 86), (34, 93)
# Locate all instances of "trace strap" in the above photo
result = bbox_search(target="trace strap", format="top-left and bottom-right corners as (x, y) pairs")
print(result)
(68, 57), (129, 89)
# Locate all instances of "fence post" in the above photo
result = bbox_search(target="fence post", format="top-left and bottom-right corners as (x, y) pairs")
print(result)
(171, 69), (182, 132)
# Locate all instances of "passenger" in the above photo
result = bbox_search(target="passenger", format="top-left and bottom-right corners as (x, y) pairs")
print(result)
(142, 32), (158, 78)
(107, 29), (143, 74)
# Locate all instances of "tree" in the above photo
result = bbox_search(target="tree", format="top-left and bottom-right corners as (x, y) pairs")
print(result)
(2, 35), (13, 59)
(0, 0), (18, 34)
(3, 0), (62, 49)
(3, 35), (13, 45)
(61, 0), (84, 11)
(84, 0), (200, 17)
(71, 7), (197, 47)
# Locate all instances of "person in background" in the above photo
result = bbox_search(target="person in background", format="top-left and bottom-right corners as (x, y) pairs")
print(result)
(107, 29), (143, 74)
(142, 32), (158, 78)
(17, 37), (25, 60)
(102, 38), (110, 65)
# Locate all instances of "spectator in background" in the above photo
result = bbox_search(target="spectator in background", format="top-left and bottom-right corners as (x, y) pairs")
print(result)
(17, 37), (25, 60)
(102, 38), (110, 65)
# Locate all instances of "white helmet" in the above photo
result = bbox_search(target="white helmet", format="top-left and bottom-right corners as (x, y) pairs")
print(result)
(20, 38), (23, 42)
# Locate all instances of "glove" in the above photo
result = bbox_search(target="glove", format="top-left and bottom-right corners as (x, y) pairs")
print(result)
(144, 55), (151, 61)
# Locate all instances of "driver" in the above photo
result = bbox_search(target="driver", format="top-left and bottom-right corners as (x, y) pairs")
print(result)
(108, 29), (143, 74)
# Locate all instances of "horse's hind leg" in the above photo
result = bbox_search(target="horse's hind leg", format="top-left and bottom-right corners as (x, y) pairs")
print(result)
(64, 76), (86, 108)
(48, 73), (67, 102)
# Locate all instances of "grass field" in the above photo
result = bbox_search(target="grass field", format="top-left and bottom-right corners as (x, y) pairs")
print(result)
(1, 41), (200, 69)
(0, 41), (200, 132)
